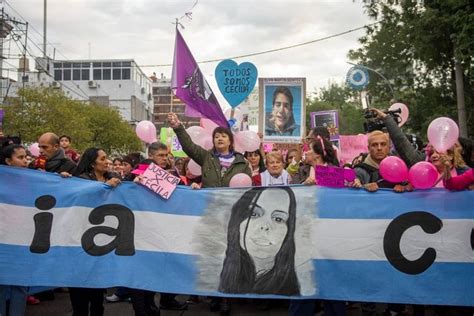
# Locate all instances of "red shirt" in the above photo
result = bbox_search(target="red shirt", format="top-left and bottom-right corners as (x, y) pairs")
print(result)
(444, 169), (473, 191)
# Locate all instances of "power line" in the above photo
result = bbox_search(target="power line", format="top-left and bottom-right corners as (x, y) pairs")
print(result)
(138, 22), (380, 68)
(4, 0), (71, 60)
(3, 1), (114, 98)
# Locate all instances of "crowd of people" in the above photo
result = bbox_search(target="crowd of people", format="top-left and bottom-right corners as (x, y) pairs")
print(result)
(0, 107), (472, 316)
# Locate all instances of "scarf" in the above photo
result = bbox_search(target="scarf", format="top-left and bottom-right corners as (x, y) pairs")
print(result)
(45, 149), (67, 172)
(261, 169), (289, 186)
(213, 150), (235, 172)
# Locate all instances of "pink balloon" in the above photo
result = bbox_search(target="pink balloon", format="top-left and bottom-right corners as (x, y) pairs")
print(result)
(235, 131), (260, 152)
(229, 173), (252, 187)
(379, 156), (408, 183)
(29, 142), (40, 157)
(233, 140), (245, 153)
(188, 159), (202, 176)
(427, 117), (459, 153)
(408, 162), (439, 189)
(203, 137), (213, 150)
(389, 103), (409, 127)
(195, 135), (213, 150)
(136, 120), (157, 143)
(186, 126), (205, 142)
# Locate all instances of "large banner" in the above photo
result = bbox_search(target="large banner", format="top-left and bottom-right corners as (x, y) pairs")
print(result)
(0, 166), (472, 306)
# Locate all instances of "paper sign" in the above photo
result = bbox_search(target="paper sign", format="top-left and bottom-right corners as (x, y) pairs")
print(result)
(140, 163), (181, 200)
(310, 110), (339, 141)
(160, 127), (186, 158)
(339, 135), (368, 165)
(315, 166), (346, 188)
(215, 59), (258, 108)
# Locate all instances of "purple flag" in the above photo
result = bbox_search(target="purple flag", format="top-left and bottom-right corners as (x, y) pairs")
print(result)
(171, 29), (228, 127)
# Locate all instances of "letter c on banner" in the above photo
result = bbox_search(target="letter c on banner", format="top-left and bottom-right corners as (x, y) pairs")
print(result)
(383, 211), (442, 275)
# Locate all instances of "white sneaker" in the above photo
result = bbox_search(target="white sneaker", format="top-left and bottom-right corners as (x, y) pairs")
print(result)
(105, 294), (123, 303)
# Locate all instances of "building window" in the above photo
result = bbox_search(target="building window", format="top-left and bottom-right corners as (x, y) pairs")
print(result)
(103, 68), (111, 80)
(54, 69), (62, 81)
(63, 69), (71, 81)
(113, 68), (121, 80)
(82, 69), (90, 81)
(122, 68), (131, 80)
(93, 69), (101, 80)
(73, 69), (81, 81)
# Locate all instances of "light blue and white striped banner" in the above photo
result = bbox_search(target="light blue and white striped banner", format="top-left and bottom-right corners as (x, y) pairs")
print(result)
(0, 166), (472, 305)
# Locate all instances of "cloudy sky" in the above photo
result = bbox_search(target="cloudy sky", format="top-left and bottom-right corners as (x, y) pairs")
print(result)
(4, 0), (371, 97)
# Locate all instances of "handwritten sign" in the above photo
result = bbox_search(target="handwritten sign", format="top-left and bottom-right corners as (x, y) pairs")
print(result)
(315, 166), (355, 188)
(140, 163), (180, 200)
(315, 166), (346, 188)
(215, 59), (258, 108)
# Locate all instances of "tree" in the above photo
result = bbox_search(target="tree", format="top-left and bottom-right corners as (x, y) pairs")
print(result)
(2, 87), (142, 153)
(306, 83), (365, 135)
(348, 0), (473, 138)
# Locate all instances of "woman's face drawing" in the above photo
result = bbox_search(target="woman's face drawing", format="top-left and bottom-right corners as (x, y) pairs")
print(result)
(272, 93), (291, 129)
(239, 189), (290, 262)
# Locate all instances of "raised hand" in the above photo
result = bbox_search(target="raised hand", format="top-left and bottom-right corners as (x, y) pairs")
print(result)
(167, 112), (181, 128)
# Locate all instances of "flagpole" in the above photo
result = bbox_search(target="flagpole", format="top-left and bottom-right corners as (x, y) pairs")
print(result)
(166, 20), (180, 152)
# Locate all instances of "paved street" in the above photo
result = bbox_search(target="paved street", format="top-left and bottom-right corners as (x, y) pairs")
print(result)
(23, 290), (392, 316)
(25, 291), (295, 316)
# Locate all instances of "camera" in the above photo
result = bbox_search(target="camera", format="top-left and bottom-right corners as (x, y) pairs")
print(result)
(363, 108), (401, 133)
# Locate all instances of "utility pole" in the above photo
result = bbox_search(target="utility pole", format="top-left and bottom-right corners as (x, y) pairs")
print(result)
(0, 8), (13, 104)
(43, 0), (47, 58)
(453, 51), (467, 137)
(451, 35), (467, 138)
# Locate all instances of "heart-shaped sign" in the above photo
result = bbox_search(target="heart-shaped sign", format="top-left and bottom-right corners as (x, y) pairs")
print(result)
(215, 59), (258, 108)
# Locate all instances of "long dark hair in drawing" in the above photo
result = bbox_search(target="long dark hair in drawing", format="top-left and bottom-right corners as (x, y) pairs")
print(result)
(219, 187), (300, 295)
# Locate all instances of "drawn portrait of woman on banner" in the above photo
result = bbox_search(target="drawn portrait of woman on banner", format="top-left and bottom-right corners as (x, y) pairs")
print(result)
(218, 187), (300, 295)
(264, 86), (301, 137)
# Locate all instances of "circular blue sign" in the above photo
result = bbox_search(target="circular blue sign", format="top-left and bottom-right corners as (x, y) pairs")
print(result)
(346, 66), (369, 90)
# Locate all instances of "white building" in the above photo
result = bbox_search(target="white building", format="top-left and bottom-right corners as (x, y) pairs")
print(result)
(10, 57), (153, 123)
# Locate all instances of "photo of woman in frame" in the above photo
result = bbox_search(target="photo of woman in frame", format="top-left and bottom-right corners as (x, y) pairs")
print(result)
(218, 187), (300, 295)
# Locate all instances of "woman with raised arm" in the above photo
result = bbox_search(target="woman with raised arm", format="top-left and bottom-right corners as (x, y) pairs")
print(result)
(167, 113), (251, 187)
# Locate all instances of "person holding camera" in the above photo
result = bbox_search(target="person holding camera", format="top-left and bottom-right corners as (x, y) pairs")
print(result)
(367, 108), (424, 168)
